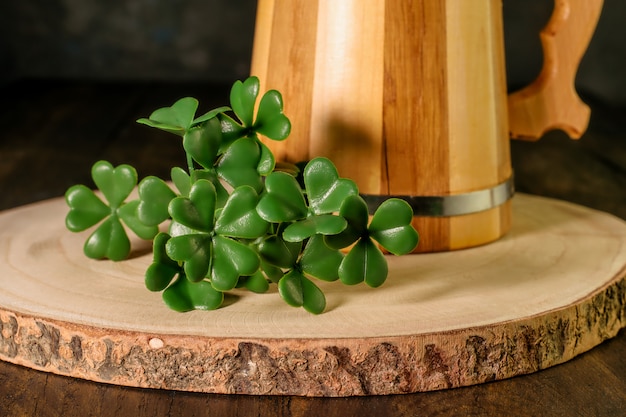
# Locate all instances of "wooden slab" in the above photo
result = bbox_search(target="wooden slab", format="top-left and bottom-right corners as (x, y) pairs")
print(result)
(0, 193), (625, 396)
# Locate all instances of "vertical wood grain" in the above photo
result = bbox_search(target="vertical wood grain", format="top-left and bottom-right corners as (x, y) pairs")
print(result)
(383, 0), (449, 197)
(261, 0), (319, 163)
(446, 0), (510, 193)
(308, 0), (385, 194)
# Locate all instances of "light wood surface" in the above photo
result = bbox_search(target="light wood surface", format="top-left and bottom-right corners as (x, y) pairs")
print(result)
(1, 193), (625, 396)
(508, 0), (604, 139)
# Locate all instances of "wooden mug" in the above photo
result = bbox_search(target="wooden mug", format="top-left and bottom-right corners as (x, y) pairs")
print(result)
(250, 0), (603, 252)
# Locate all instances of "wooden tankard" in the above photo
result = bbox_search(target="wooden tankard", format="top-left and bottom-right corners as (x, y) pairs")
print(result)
(251, 0), (603, 252)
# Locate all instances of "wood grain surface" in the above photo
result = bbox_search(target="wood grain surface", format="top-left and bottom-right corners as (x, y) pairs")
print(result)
(1, 80), (625, 415)
(1, 187), (625, 396)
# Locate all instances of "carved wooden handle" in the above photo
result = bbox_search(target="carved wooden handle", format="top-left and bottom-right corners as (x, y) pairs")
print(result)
(508, 0), (604, 140)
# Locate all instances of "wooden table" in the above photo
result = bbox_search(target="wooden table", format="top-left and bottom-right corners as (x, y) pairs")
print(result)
(0, 80), (625, 416)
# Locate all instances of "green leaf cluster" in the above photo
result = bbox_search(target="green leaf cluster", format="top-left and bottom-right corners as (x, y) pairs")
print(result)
(65, 76), (419, 314)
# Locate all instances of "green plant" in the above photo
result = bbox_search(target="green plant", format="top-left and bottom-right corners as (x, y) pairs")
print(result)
(65, 76), (419, 314)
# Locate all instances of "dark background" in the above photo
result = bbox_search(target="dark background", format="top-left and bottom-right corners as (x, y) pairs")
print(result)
(0, 0), (624, 105)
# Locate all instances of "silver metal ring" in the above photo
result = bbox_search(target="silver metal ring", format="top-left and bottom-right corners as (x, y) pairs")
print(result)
(361, 175), (515, 217)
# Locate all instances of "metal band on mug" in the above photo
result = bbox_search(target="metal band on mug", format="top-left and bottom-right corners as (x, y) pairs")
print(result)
(362, 176), (515, 217)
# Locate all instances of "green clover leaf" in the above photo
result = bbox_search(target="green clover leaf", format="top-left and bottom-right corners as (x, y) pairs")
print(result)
(147, 233), (225, 311)
(368, 199), (419, 255)
(230, 76), (259, 128)
(278, 270), (326, 315)
(117, 200), (158, 240)
(214, 186), (269, 239)
(216, 137), (263, 193)
(255, 90), (291, 141)
(83, 216), (130, 261)
(166, 234), (213, 282)
(65, 185), (109, 232)
(338, 238), (388, 287)
(282, 214), (347, 242)
(171, 167), (192, 197)
(219, 76), (291, 175)
(166, 179), (217, 281)
(168, 179), (216, 233)
(137, 96), (230, 137)
(163, 275), (224, 312)
(325, 195), (419, 287)
(137, 97), (199, 135)
(237, 271), (270, 294)
(303, 157), (358, 215)
(91, 161), (137, 209)
(65, 161), (153, 261)
(257, 232), (302, 269)
(256, 171), (308, 222)
(137, 176), (177, 227)
(299, 235), (343, 282)
(145, 232), (182, 292)
(211, 235), (260, 291)
(183, 117), (222, 169)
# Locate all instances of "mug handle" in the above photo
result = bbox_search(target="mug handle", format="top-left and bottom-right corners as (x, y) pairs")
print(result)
(508, 0), (604, 140)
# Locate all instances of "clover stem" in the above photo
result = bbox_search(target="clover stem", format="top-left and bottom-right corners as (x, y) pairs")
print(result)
(186, 152), (195, 177)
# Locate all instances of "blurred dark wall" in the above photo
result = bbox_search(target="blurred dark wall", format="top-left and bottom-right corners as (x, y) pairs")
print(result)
(0, 0), (257, 82)
(0, 0), (624, 105)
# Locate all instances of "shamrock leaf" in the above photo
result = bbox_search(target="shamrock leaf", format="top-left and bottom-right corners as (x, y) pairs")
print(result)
(369, 199), (419, 255)
(282, 214), (347, 242)
(278, 270), (326, 314)
(257, 232), (302, 269)
(323, 194), (368, 250)
(65, 185), (109, 232)
(137, 97), (230, 137)
(216, 137), (263, 192)
(324, 195), (418, 287)
(171, 167), (192, 197)
(338, 239), (388, 287)
(145, 232), (181, 292)
(117, 200), (158, 240)
(166, 234), (213, 282)
(219, 76), (291, 173)
(192, 106), (231, 126)
(299, 235), (343, 282)
(237, 271), (270, 294)
(214, 186), (269, 239)
(168, 179), (216, 233)
(83, 216), (130, 261)
(230, 76), (259, 127)
(136, 97), (199, 135)
(163, 275), (224, 312)
(211, 235), (260, 291)
(304, 157), (358, 215)
(65, 161), (145, 261)
(255, 90), (291, 141)
(91, 161), (137, 209)
(137, 176), (177, 227)
(166, 180), (218, 281)
(183, 117), (221, 169)
(256, 171), (308, 222)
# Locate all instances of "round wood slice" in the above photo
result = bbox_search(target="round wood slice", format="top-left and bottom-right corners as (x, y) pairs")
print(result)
(0, 193), (625, 396)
